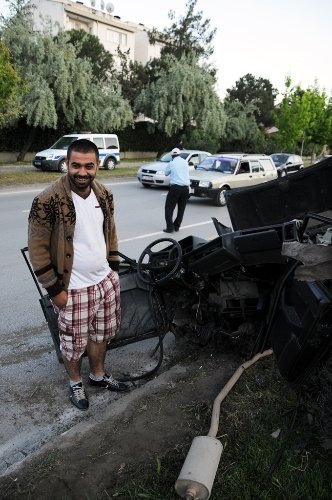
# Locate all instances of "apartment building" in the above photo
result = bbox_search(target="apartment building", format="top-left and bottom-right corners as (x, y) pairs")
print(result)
(30, 0), (162, 66)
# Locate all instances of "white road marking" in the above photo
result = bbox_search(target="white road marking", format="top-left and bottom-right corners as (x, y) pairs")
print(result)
(119, 220), (213, 243)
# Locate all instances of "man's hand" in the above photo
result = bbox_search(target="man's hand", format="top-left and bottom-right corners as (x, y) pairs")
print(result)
(52, 290), (68, 308)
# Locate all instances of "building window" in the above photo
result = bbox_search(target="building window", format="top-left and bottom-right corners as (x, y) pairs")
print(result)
(119, 33), (127, 46)
(106, 29), (118, 43)
(106, 29), (127, 46)
(68, 17), (90, 32)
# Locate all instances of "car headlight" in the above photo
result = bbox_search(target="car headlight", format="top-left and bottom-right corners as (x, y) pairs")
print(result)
(156, 170), (166, 176)
(199, 180), (212, 188)
(46, 155), (61, 160)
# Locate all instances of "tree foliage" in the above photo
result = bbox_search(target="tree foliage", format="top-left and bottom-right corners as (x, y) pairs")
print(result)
(323, 100), (332, 149)
(0, 41), (24, 127)
(0, 1), (133, 138)
(7, 0), (330, 157)
(300, 86), (332, 150)
(120, 0), (219, 112)
(1, 0), (224, 154)
(134, 55), (226, 147)
(65, 29), (114, 82)
(226, 73), (278, 127)
(275, 77), (332, 153)
(115, 47), (151, 107)
(221, 100), (263, 152)
(149, 0), (216, 64)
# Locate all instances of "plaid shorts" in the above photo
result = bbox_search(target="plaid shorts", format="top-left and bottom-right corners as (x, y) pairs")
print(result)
(56, 271), (121, 361)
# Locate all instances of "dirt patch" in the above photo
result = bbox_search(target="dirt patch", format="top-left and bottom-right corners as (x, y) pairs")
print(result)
(0, 347), (239, 499)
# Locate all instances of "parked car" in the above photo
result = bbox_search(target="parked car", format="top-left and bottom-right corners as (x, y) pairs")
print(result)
(189, 153), (277, 206)
(270, 153), (304, 176)
(137, 150), (211, 187)
(32, 133), (120, 173)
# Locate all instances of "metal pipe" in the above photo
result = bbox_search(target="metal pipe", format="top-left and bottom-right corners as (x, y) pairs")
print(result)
(175, 348), (274, 499)
(208, 348), (273, 438)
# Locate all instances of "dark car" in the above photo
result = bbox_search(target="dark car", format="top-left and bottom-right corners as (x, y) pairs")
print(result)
(271, 153), (304, 176)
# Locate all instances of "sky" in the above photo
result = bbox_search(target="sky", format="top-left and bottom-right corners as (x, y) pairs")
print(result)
(1, 0), (331, 100)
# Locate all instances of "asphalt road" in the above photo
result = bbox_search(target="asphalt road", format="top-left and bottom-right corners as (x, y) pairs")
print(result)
(0, 178), (231, 335)
(0, 177), (232, 475)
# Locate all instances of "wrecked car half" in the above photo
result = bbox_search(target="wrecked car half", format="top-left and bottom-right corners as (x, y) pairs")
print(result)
(22, 157), (332, 387)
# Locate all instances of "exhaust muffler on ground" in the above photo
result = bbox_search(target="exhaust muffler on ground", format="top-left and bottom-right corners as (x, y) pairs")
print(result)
(175, 349), (273, 499)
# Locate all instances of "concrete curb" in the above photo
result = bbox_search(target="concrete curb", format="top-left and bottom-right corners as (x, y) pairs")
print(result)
(1, 364), (188, 478)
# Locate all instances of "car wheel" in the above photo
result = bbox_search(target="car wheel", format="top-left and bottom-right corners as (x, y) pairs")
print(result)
(58, 159), (67, 173)
(104, 157), (116, 170)
(214, 186), (229, 207)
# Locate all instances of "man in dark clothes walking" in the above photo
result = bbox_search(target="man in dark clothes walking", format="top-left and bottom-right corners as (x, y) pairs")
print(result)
(163, 148), (190, 233)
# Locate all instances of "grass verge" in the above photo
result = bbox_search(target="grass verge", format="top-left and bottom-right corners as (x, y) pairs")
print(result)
(0, 356), (330, 499)
(110, 358), (331, 500)
(0, 167), (138, 187)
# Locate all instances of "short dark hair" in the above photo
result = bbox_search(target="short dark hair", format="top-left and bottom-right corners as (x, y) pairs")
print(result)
(67, 139), (99, 162)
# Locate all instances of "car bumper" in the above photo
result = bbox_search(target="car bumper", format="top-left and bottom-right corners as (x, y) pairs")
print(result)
(190, 186), (218, 199)
(277, 166), (304, 176)
(32, 159), (59, 171)
(138, 173), (170, 186)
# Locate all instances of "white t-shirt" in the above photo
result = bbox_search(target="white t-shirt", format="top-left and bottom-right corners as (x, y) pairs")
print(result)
(68, 190), (110, 290)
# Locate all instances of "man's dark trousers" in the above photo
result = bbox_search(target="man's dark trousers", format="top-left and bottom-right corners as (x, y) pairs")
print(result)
(165, 184), (189, 231)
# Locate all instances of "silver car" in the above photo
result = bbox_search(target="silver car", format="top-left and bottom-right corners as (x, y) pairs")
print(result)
(137, 149), (211, 187)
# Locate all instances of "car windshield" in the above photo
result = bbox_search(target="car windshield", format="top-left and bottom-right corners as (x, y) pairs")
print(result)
(159, 152), (190, 162)
(271, 154), (289, 166)
(50, 136), (78, 150)
(159, 153), (172, 162)
(197, 157), (236, 173)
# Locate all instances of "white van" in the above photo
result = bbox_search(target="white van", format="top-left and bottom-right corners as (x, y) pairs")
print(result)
(32, 133), (120, 173)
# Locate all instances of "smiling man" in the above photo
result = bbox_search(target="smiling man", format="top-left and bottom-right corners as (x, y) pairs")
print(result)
(28, 139), (129, 411)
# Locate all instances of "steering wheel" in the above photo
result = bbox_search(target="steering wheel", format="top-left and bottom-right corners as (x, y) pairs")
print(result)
(137, 238), (183, 284)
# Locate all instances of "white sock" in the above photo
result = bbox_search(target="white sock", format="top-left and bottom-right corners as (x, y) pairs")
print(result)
(89, 373), (105, 382)
(70, 379), (82, 387)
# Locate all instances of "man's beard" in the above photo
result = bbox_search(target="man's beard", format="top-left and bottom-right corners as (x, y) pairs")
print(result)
(70, 173), (95, 191)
